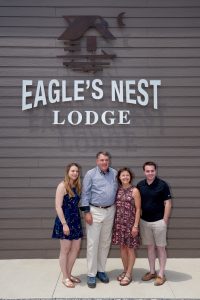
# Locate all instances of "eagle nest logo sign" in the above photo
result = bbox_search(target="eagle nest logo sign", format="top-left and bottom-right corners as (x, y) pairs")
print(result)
(58, 13), (126, 73)
(21, 14), (161, 126)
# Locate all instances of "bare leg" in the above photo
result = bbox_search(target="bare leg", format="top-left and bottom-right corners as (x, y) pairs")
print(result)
(126, 247), (136, 278)
(156, 246), (167, 278)
(120, 245), (128, 272)
(120, 246), (136, 285)
(59, 240), (72, 279)
(147, 244), (156, 274)
(66, 238), (81, 277)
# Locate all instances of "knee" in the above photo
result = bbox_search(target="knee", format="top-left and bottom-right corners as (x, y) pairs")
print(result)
(148, 244), (155, 250)
(127, 247), (134, 253)
(72, 240), (81, 253)
(73, 244), (81, 254)
(120, 245), (127, 250)
(156, 246), (166, 253)
(60, 246), (70, 256)
(147, 244), (156, 254)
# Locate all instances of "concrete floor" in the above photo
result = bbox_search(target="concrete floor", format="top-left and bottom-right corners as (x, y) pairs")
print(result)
(0, 258), (199, 299)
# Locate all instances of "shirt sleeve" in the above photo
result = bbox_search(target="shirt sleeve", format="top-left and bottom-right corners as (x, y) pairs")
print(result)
(80, 172), (92, 212)
(162, 182), (172, 201)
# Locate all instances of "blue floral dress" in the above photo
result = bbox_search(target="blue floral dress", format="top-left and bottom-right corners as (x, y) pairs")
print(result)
(52, 187), (83, 240)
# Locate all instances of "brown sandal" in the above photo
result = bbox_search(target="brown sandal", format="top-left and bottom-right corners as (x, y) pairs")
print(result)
(154, 275), (166, 286)
(120, 275), (132, 286)
(70, 275), (81, 283)
(117, 271), (126, 281)
(142, 272), (157, 281)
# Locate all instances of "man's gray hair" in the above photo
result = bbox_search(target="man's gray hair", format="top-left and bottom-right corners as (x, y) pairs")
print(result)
(96, 151), (111, 159)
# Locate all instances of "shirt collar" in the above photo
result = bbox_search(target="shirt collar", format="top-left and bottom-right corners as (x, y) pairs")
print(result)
(145, 176), (158, 186)
(97, 166), (110, 175)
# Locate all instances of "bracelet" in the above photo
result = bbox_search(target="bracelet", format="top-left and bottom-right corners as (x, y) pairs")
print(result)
(133, 224), (138, 228)
(62, 222), (67, 226)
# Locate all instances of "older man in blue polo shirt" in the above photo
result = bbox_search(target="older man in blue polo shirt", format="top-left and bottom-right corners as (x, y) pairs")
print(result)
(81, 151), (118, 288)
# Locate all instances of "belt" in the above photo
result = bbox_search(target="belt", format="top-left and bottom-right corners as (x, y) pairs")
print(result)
(90, 203), (113, 209)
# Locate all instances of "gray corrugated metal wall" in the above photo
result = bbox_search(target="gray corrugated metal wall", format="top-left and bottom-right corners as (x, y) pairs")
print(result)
(0, 0), (200, 258)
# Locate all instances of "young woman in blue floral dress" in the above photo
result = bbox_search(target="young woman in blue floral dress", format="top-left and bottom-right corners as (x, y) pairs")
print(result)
(52, 163), (83, 288)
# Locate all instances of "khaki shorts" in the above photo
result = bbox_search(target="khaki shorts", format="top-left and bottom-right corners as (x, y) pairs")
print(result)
(140, 219), (167, 247)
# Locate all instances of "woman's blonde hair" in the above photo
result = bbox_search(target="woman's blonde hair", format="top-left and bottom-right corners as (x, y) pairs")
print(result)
(64, 163), (81, 198)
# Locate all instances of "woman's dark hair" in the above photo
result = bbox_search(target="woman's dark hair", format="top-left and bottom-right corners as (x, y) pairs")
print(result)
(117, 167), (135, 185)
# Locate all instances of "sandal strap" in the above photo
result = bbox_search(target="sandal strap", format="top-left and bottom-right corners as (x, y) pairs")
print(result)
(117, 271), (126, 280)
(123, 275), (132, 281)
(70, 275), (81, 283)
(120, 274), (132, 286)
